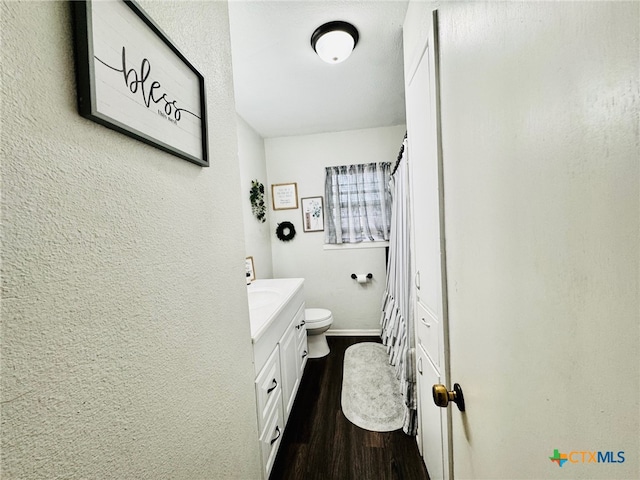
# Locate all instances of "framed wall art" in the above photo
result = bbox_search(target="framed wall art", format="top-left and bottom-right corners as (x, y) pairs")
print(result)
(271, 183), (298, 210)
(72, 0), (209, 166)
(301, 196), (324, 232)
(245, 256), (255, 282)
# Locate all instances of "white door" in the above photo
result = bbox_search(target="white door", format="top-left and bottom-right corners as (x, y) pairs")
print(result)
(432, 2), (640, 478)
(404, 8), (450, 480)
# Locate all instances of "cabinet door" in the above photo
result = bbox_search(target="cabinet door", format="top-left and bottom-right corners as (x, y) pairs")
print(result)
(294, 304), (308, 375)
(297, 332), (308, 375)
(293, 304), (306, 345)
(279, 320), (299, 421)
(417, 345), (445, 480)
(416, 301), (441, 370)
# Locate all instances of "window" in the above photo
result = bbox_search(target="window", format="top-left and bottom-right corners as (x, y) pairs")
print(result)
(324, 162), (392, 244)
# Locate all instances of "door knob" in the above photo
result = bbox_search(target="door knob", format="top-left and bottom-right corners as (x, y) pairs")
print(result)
(432, 383), (465, 412)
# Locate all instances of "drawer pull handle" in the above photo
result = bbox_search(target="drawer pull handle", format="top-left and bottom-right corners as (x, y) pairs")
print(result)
(296, 320), (306, 330)
(302, 350), (308, 358)
(418, 357), (423, 375)
(270, 426), (281, 445)
(421, 317), (431, 327)
(267, 379), (277, 394)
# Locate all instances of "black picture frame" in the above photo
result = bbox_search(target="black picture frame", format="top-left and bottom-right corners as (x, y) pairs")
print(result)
(72, 0), (209, 167)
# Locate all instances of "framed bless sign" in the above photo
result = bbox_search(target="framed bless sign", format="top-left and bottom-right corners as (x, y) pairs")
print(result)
(72, 0), (209, 166)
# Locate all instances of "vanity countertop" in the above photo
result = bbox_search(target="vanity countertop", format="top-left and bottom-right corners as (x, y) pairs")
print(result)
(247, 278), (304, 342)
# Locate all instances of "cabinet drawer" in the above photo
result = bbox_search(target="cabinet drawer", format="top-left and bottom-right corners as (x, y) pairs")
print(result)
(255, 346), (282, 433)
(259, 390), (285, 479)
(416, 301), (440, 370)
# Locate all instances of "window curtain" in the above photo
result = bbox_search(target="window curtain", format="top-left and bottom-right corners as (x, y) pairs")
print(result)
(380, 136), (417, 435)
(324, 162), (392, 244)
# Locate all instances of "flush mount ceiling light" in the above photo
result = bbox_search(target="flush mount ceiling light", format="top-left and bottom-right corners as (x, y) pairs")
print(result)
(311, 21), (359, 64)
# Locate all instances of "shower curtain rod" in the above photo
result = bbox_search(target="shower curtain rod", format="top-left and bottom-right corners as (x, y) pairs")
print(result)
(390, 131), (408, 176)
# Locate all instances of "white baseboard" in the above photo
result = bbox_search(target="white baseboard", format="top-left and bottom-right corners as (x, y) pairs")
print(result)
(327, 329), (381, 337)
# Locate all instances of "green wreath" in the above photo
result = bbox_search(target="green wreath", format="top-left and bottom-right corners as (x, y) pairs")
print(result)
(276, 221), (296, 242)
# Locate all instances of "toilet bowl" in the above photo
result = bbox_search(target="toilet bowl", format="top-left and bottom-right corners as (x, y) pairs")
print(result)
(305, 308), (333, 358)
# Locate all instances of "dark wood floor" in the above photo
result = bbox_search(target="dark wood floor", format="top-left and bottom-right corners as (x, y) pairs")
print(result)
(270, 336), (430, 480)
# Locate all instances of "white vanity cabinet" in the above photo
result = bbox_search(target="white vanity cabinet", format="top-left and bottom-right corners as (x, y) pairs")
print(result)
(248, 278), (307, 479)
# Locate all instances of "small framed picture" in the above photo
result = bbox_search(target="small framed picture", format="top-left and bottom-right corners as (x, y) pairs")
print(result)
(245, 256), (255, 282)
(301, 196), (324, 232)
(271, 183), (298, 210)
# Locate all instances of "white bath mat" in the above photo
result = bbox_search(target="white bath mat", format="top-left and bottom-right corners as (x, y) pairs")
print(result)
(341, 342), (404, 432)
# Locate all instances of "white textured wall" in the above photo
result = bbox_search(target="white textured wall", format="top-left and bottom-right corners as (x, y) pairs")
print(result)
(237, 115), (273, 279)
(1, 1), (261, 479)
(434, 1), (639, 478)
(265, 125), (406, 332)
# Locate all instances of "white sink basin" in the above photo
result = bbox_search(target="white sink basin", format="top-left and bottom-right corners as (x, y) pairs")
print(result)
(248, 289), (281, 309)
(247, 278), (304, 343)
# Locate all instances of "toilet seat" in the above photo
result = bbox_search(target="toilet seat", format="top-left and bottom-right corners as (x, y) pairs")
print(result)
(305, 308), (333, 329)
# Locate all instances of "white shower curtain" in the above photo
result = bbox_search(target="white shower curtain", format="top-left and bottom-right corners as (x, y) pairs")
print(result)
(380, 136), (417, 435)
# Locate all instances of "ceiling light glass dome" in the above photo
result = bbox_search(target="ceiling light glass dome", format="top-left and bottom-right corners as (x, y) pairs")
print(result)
(311, 21), (359, 64)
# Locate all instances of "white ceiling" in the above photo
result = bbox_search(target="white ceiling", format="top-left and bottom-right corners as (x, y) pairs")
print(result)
(228, 0), (409, 138)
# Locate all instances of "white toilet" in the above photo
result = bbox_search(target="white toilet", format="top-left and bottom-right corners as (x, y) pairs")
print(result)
(304, 308), (333, 358)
